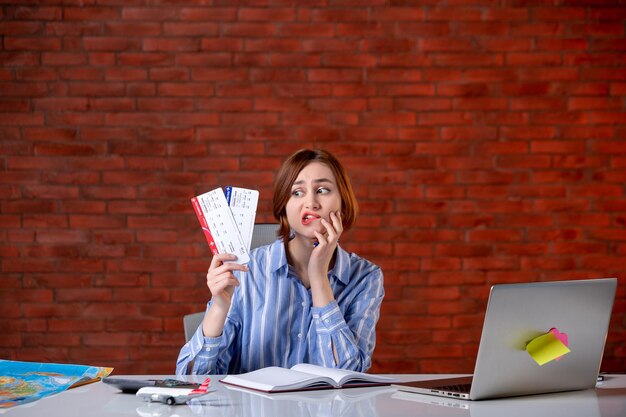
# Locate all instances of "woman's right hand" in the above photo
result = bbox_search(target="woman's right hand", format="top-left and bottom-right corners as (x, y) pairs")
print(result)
(206, 253), (248, 312)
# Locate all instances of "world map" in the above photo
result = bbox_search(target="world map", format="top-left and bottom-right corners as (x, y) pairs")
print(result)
(0, 360), (112, 409)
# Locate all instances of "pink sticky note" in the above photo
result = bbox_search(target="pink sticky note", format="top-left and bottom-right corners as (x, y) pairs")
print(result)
(526, 330), (571, 366)
(550, 328), (569, 361)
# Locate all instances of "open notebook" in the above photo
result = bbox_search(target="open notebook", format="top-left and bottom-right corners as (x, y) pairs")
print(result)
(220, 364), (395, 393)
(393, 278), (617, 400)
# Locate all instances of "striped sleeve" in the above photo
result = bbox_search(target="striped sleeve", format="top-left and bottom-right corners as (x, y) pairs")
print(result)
(175, 322), (222, 375)
(175, 296), (242, 375)
(310, 265), (384, 372)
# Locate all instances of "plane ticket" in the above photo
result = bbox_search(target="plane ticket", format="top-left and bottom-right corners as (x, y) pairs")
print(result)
(191, 186), (258, 264)
(225, 186), (259, 253)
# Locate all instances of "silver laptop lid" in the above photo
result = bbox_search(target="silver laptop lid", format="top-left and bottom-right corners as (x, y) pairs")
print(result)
(470, 278), (617, 400)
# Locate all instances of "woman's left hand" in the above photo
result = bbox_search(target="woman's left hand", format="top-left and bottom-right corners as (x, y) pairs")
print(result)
(308, 210), (343, 280)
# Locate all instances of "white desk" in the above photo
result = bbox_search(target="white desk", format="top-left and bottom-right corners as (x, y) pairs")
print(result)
(5, 374), (626, 417)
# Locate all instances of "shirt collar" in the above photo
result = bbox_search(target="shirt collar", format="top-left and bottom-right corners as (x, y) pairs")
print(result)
(329, 245), (351, 285)
(270, 239), (351, 285)
(270, 239), (288, 273)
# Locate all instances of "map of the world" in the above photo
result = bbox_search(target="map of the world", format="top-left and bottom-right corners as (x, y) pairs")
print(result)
(0, 360), (112, 409)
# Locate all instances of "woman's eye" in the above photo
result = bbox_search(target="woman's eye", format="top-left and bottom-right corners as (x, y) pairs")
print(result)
(292, 190), (303, 197)
(317, 188), (330, 194)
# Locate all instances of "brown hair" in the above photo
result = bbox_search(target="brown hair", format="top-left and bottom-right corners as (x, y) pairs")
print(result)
(272, 149), (358, 243)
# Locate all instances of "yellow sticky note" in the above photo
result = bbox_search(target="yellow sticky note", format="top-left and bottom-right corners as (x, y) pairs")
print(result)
(526, 332), (571, 366)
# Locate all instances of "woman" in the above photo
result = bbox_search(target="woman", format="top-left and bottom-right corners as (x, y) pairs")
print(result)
(176, 149), (384, 375)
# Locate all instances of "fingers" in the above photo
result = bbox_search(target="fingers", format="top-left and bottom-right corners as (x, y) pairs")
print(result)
(207, 272), (239, 294)
(317, 211), (342, 247)
(329, 210), (343, 237)
(209, 253), (237, 269)
(206, 253), (248, 296)
(330, 210), (342, 225)
(209, 253), (248, 273)
(205, 265), (242, 302)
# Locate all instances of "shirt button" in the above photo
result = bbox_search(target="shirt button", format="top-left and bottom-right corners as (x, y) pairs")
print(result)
(298, 333), (302, 338)
(205, 347), (211, 352)
(301, 302), (306, 307)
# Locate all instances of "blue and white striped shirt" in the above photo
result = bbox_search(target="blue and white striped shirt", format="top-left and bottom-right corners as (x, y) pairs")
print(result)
(176, 239), (384, 375)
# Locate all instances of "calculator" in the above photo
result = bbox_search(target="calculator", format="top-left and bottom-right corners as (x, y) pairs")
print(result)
(102, 377), (199, 393)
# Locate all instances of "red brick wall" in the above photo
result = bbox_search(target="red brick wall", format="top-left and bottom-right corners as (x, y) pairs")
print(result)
(1, 1), (625, 374)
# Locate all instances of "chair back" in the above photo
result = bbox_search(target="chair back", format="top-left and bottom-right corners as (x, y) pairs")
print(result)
(183, 312), (205, 343)
(249, 223), (279, 249)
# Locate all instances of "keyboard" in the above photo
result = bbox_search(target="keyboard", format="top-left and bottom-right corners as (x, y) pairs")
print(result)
(432, 383), (472, 394)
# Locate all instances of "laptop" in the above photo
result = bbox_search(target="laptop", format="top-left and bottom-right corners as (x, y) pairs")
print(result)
(390, 388), (601, 417)
(393, 278), (617, 401)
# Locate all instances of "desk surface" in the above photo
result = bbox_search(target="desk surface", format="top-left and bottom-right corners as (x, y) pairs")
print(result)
(5, 374), (626, 417)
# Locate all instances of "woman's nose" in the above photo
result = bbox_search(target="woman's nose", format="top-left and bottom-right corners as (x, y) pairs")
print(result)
(304, 193), (320, 209)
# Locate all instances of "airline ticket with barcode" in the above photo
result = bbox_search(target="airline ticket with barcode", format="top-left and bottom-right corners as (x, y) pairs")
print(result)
(191, 187), (258, 264)
(225, 186), (259, 253)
